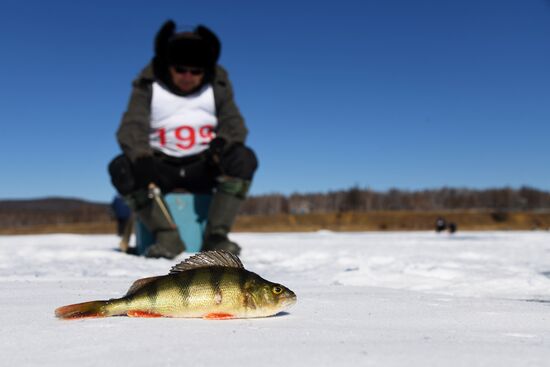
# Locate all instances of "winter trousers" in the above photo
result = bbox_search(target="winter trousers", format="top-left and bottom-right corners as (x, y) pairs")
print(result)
(108, 144), (258, 196)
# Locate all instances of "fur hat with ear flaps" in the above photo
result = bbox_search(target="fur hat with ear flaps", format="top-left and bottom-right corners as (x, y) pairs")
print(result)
(153, 20), (221, 88)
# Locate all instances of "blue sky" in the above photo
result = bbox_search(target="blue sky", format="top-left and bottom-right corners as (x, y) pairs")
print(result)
(1, 0), (549, 202)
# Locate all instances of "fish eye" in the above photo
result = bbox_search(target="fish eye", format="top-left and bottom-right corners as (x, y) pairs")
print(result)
(272, 286), (283, 295)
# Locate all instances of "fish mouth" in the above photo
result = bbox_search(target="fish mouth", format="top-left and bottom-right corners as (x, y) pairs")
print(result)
(280, 291), (297, 309)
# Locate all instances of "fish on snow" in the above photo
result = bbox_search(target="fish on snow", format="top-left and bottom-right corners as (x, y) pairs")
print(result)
(55, 250), (296, 320)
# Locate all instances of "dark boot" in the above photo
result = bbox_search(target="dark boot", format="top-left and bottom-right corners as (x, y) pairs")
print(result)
(201, 178), (250, 255)
(126, 187), (185, 259)
(145, 230), (185, 259)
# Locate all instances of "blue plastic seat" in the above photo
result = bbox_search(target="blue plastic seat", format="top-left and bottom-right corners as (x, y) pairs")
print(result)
(135, 193), (212, 254)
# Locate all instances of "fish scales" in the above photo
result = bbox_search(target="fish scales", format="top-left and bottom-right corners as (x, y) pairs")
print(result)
(55, 250), (296, 320)
(124, 268), (270, 317)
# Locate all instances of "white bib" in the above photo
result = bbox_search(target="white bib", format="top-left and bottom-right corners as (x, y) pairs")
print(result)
(149, 82), (218, 157)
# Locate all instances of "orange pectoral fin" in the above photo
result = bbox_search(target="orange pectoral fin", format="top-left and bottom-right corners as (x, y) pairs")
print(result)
(127, 310), (164, 318)
(203, 313), (235, 320)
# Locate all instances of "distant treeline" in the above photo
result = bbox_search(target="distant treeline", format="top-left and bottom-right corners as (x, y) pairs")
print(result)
(1, 187), (550, 229)
(0, 198), (111, 229)
(240, 186), (550, 215)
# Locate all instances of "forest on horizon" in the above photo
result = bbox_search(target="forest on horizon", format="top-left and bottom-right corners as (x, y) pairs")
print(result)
(1, 186), (549, 230)
(240, 186), (550, 215)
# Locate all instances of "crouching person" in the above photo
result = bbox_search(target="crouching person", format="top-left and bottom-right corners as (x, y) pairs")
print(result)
(108, 20), (257, 259)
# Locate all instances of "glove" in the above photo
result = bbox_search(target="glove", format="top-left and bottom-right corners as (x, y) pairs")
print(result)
(133, 156), (158, 188)
(206, 137), (226, 166)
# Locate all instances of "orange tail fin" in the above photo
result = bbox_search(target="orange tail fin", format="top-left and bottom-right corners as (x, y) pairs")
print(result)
(55, 300), (108, 319)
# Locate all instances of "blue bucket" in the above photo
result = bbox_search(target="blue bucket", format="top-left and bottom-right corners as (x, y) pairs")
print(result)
(135, 193), (212, 254)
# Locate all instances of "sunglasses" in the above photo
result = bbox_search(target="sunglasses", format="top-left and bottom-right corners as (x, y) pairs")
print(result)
(172, 66), (205, 75)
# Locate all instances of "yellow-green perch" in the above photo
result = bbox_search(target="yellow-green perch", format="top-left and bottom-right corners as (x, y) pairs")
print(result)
(55, 250), (296, 320)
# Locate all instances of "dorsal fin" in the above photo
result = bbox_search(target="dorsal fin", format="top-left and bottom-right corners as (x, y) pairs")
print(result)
(125, 276), (163, 296)
(169, 250), (243, 274)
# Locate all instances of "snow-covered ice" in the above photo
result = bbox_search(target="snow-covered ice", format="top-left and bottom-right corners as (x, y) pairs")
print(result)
(1, 231), (550, 366)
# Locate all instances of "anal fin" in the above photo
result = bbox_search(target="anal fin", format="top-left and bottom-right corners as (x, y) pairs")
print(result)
(203, 313), (235, 320)
(127, 310), (164, 318)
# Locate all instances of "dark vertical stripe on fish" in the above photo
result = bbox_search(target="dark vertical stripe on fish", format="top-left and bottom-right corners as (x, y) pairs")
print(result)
(238, 269), (248, 294)
(199, 268), (214, 295)
(211, 268), (224, 305)
(146, 283), (158, 309)
(242, 271), (259, 310)
(174, 269), (195, 307)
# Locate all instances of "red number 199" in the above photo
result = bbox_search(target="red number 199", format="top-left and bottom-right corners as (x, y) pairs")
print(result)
(157, 124), (214, 150)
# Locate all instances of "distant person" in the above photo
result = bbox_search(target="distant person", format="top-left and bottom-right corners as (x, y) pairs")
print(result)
(448, 222), (457, 234)
(435, 217), (447, 233)
(108, 20), (258, 259)
(111, 195), (131, 237)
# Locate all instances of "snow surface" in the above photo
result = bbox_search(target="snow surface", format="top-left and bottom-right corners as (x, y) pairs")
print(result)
(1, 231), (550, 366)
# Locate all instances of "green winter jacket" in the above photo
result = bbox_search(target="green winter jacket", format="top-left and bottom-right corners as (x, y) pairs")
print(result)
(116, 63), (248, 162)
